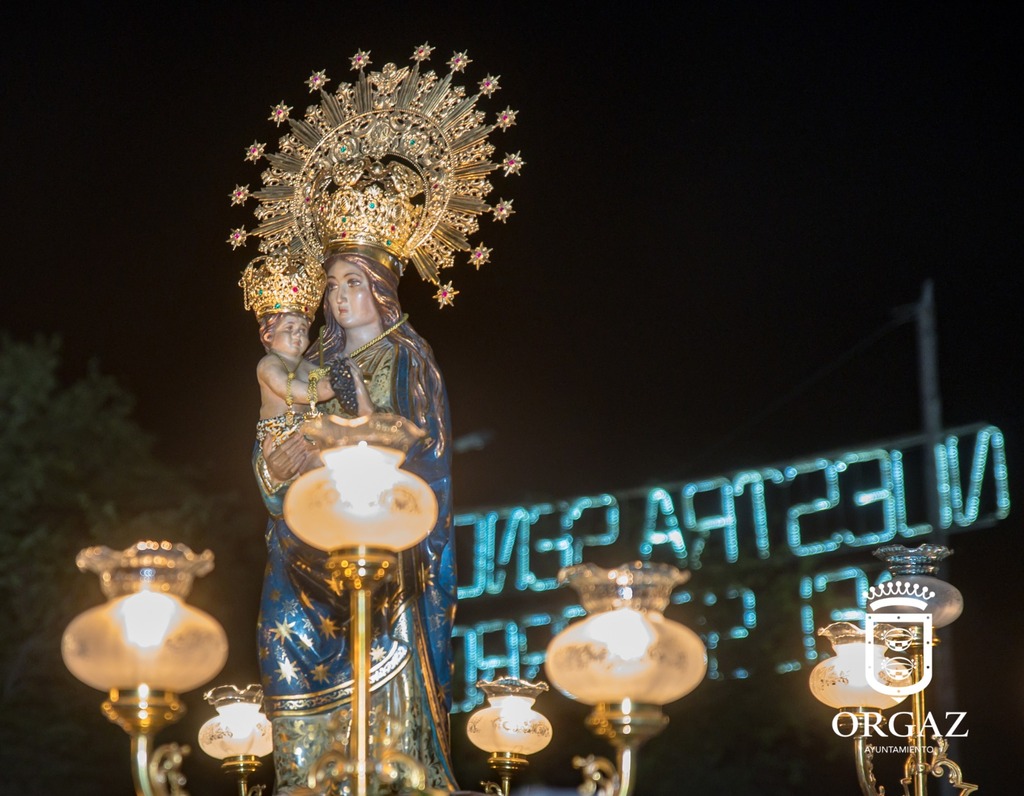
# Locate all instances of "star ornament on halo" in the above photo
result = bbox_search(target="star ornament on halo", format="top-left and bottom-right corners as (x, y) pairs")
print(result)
(268, 102), (292, 126)
(434, 282), (459, 308)
(227, 227), (248, 249)
(502, 152), (525, 176)
(495, 107), (518, 131)
(350, 50), (372, 70)
(229, 184), (250, 206)
(244, 140), (266, 162)
(306, 69), (329, 92)
(478, 74), (500, 97)
(447, 51), (472, 73)
(492, 199), (515, 223)
(469, 245), (492, 269)
(411, 42), (434, 62)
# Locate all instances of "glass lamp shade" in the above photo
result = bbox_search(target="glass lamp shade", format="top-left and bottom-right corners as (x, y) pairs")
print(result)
(283, 415), (438, 552)
(466, 679), (552, 756)
(873, 544), (963, 628)
(198, 684), (273, 760)
(61, 541), (228, 692)
(545, 562), (707, 706)
(809, 622), (907, 710)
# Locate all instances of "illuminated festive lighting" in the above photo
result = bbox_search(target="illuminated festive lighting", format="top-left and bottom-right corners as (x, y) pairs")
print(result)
(799, 567), (870, 662)
(564, 494), (620, 559)
(698, 586), (758, 680)
(683, 477), (738, 567)
(732, 469), (783, 559)
(786, 459), (842, 557)
(670, 590), (694, 605)
(937, 426), (1010, 527)
(705, 631), (722, 680)
(891, 448), (932, 539)
(727, 586), (758, 634)
(514, 505), (560, 591)
(519, 612), (559, 680)
(452, 605), (583, 712)
(837, 449), (898, 547)
(455, 511), (500, 599)
(639, 487), (687, 562)
(448, 425), (1008, 708)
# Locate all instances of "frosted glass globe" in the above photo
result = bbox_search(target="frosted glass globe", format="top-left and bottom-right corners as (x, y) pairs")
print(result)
(62, 590), (227, 692)
(467, 693), (553, 756)
(544, 562), (706, 706)
(283, 421), (438, 553)
(546, 606), (706, 705)
(873, 544), (964, 627)
(62, 542), (227, 694)
(199, 685), (273, 760)
(809, 622), (906, 710)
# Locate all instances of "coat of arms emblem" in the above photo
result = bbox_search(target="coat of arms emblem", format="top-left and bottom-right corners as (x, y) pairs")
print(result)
(864, 580), (934, 696)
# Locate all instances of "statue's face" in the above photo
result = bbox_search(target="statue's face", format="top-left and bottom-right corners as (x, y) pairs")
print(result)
(266, 313), (310, 359)
(326, 260), (379, 331)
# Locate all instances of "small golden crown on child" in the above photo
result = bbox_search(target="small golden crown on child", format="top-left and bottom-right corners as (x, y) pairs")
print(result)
(239, 252), (326, 321)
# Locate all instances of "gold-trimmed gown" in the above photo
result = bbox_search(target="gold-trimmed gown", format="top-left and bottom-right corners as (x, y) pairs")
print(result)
(253, 341), (457, 793)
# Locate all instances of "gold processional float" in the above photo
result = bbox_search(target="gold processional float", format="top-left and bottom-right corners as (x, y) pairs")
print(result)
(59, 43), (981, 796)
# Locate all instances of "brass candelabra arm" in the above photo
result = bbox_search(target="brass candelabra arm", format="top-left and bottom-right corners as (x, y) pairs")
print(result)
(833, 709), (888, 796)
(577, 702), (668, 796)
(926, 737), (978, 796)
(574, 754), (619, 796)
(303, 734), (445, 795)
(306, 744), (357, 794)
(138, 738), (190, 796)
(102, 689), (190, 796)
(900, 746), (922, 796)
(895, 646), (976, 796)
(376, 748), (446, 795)
(854, 737), (886, 796)
(480, 752), (529, 796)
(220, 755), (265, 796)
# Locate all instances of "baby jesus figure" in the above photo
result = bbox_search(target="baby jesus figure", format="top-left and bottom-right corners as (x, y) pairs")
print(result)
(256, 311), (372, 455)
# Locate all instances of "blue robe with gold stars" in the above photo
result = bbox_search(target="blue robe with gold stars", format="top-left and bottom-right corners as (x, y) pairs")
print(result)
(254, 343), (457, 792)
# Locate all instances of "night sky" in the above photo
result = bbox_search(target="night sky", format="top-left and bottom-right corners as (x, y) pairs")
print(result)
(3, 3), (1021, 794)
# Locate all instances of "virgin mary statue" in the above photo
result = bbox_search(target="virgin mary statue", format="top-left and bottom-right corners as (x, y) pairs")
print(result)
(230, 47), (521, 794)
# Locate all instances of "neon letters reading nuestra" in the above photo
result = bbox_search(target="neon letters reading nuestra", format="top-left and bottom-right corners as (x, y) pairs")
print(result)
(450, 424), (1009, 712)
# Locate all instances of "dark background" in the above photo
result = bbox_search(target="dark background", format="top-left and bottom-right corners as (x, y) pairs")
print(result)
(2, 3), (1020, 794)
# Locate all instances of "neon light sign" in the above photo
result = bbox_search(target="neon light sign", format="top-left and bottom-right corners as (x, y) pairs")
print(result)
(450, 424), (1009, 712)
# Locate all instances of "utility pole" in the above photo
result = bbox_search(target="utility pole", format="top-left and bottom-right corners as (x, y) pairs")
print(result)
(916, 280), (957, 796)
(917, 279), (945, 547)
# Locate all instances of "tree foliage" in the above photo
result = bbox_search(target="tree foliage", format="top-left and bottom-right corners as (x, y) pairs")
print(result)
(0, 336), (246, 794)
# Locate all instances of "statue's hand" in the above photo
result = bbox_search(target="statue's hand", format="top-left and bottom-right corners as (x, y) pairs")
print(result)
(328, 356), (375, 416)
(351, 362), (374, 416)
(328, 356), (361, 415)
(265, 431), (316, 482)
